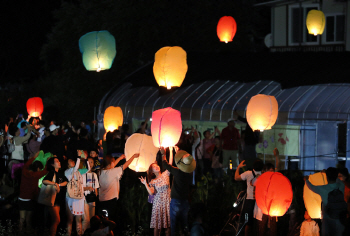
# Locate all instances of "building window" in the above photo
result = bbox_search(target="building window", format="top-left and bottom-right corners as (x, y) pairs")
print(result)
(289, 4), (319, 45)
(326, 14), (345, 43)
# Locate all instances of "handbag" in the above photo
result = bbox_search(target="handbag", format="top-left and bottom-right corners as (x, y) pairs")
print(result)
(67, 171), (84, 199)
(85, 173), (97, 203)
(38, 173), (57, 206)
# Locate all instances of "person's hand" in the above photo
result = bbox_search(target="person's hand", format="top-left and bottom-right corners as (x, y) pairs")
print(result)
(160, 147), (166, 155)
(169, 146), (173, 152)
(119, 154), (126, 160)
(304, 176), (309, 182)
(273, 148), (279, 156)
(132, 153), (140, 158)
(139, 176), (147, 185)
(238, 160), (246, 169)
(86, 187), (94, 192)
(174, 146), (179, 153)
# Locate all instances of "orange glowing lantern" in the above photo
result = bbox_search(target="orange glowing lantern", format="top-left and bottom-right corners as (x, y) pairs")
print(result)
(26, 97), (44, 117)
(303, 172), (328, 219)
(151, 107), (182, 148)
(246, 94), (278, 132)
(256, 172), (293, 216)
(217, 16), (237, 43)
(125, 133), (158, 172)
(153, 46), (188, 90)
(103, 106), (123, 132)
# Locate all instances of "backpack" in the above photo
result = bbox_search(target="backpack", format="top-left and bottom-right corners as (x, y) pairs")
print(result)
(325, 188), (347, 219)
(67, 171), (84, 199)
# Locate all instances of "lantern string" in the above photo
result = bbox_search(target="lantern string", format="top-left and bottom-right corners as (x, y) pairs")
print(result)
(95, 31), (101, 70)
(265, 173), (275, 215)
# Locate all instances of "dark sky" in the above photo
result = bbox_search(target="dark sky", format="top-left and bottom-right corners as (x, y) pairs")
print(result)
(0, 1), (60, 84)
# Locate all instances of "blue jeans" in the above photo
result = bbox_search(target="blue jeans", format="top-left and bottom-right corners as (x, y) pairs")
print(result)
(170, 199), (189, 236)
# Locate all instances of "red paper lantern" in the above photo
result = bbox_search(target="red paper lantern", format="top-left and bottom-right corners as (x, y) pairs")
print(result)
(256, 172), (293, 216)
(151, 107), (182, 148)
(26, 97), (44, 117)
(217, 16), (237, 43)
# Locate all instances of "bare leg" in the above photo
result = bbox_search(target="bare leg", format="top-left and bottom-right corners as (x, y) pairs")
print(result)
(165, 228), (171, 236)
(25, 211), (33, 232)
(154, 228), (161, 236)
(19, 210), (26, 231)
(66, 202), (74, 236)
(75, 215), (82, 236)
(82, 202), (90, 233)
(48, 206), (60, 236)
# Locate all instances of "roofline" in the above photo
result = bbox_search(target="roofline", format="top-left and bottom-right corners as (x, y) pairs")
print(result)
(254, 0), (306, 7)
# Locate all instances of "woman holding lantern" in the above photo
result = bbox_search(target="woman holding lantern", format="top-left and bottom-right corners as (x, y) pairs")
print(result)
(139, 147), (174, 236)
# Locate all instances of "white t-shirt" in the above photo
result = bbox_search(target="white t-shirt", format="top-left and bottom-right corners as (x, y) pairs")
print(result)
(300, 220), (320, 236)
(99, 166), (123, 201)
(82, 172), (100, 195)
(240, 170), (261, 200)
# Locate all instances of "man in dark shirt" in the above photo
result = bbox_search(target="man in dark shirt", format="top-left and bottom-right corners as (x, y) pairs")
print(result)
(221, 118), (241, 173)
(162, 148), (196, 236)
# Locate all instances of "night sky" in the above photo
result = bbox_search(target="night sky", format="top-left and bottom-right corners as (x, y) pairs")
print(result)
(0, 1), (60, 84)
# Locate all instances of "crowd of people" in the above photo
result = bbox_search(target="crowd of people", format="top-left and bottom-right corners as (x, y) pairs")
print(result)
(0, 113), (349, 236)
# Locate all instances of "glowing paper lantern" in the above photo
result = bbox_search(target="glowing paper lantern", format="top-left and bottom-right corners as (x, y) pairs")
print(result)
(125, 133), (158, 172)
(306, 10), (326, 36)
(153, 46), (187, 90)
(256, 172), (293, 216)
(303, 172), (328, 219)
(26, 97), (44, 117)
(217, 16), (237, 43)
(103, 106), (123, 132)
(79, 30), (116, 72)
(151, 107), (182, 148)
(246, 94), (278, 132)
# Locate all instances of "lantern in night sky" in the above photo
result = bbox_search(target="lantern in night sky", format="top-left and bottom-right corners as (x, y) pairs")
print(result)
(306, 10), (325, 36)
(217, 16), (237, 43)
(151, 107), (182, 148)
(256, 172), (293, 217)
(79, 30), (116, 72)
(153, 46), (188, 90)
(303, 172), (328, 219)
(246, 94), (278, 132)
(26, 97), (44, 117)
(103, 106), (123, 132)
(125, 133), (158, 172)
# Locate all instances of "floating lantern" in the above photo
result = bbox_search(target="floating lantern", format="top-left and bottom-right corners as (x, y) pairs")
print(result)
(151, 107), (182, 148)
(79, 30), (116, 72)
(303, 172), (328, 219)
(153, 46), (187, 90)
(103, 106), (123, 132)
(256, 172), (293, 216)
(217, 16), (237, 43)
(26, 97), (44, 117)
(306, 10), (325, 36)
(125, 133), (158, 172)
(246, 94), (278, 132)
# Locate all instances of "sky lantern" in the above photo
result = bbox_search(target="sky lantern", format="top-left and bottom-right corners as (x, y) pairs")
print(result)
(153, 46), (188, 90)
(303, 172), (328, 219)
(217, 16), (237, 43)
(151, 107), (182, 148)
(306, 10), (326, 36)
(79, 30), (116, 72)
(246, 94), (278, 132)
(256, 172), (293, 217)
(103, 106), (123, 132)
(125, 133), (158, 172)
(26, 97), (44, 117)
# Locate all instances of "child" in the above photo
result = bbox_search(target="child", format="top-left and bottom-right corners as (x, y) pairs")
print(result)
(300, 211), (320, 236)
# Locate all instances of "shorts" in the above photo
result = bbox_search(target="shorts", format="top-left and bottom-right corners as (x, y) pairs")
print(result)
(18, 199), (35, 211)
(222, 150), (239, 169)
(241, 199), (256, 225)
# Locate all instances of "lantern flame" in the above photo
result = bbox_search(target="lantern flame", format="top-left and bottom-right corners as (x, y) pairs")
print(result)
(167, 84), (171, 90)
(136, 166), (139, 172)
(97, 67), (101, 72)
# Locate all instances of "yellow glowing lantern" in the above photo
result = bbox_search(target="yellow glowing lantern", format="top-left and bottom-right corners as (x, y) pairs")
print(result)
(153, 46), (188, 90)
(306, 10), (326, 36)
(303, 172), (328, 219)
(151, 107), (182, 148)
(246, 94), (278, 132)
(125, 133), (158, 172)
(103, 106), (123, 132)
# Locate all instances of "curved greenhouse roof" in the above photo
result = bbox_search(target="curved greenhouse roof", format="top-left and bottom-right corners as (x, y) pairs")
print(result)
(99, 80), (350, 123)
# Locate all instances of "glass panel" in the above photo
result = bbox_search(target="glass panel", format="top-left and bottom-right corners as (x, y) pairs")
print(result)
(336, 15), (345, 42)
(305, 8), (317, 42)
(326, 16), (335, 42)
(292, 8), (302, 43)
